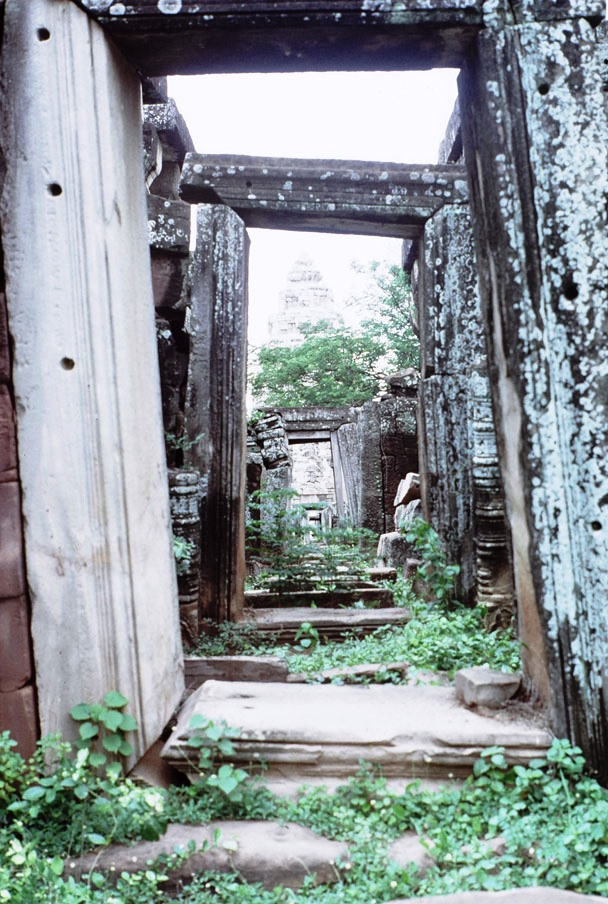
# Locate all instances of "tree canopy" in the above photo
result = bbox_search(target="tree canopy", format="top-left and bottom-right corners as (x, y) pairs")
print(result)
(249, 262), (419, 408)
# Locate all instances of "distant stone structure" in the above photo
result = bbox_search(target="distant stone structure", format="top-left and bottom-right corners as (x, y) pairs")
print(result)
(268, 256), (343, 347)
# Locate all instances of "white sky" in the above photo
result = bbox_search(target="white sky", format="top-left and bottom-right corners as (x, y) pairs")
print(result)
(168, 70), (459, 343)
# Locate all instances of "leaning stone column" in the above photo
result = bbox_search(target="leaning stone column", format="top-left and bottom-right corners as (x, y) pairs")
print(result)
(0, 0), (184, 760)
(184, 205), (249, 625)
(460, 8), (608, 775)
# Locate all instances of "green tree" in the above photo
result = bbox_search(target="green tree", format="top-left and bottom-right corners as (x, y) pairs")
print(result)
(249, 262), (419, 408)
(250, 320), (385, 406)
(353, 261), (419, 372)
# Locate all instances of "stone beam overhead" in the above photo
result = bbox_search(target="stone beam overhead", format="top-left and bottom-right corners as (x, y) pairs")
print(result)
(71, 1), (482, 74)
(70, 2), (606, 77)
(180, 155), (468, 239)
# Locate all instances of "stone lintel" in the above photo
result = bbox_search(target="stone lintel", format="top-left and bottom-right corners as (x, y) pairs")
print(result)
(71, 2), (485, 75)
(180, 155), (468, 239)
(71, 1), (605, 75)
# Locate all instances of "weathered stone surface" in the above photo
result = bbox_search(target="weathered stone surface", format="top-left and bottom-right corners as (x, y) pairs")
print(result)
(245, 587), (394, 609)
(455, 667), (521, 709)
(184, 656), (289, 690)
(0, 292), (10, 384)
(388, 833), (434, 873)
(0, 685), (37, 759)
(394, 473), (421, 508)
(376, 532), (414, 574)
(151, 253), (189, 310)
(82, 1), (602, 77)
(163, 681), (552, 783)
(394, 498), (422, 529)
(0, 482), (25, 599)
(386, 891), (608, 904)
(144, 99), (194, 166)
(0, 385), (17, 479)
(311, 661), (410, 685)
(184, 205), (249, 624)
(0, 0), (184, 757)
(460, 18), (608, 776)
(0, 596), (32, 692)
(181, 155), (468, 239)
(168, 469), (201, 647)
(67, 821), (348, 891)
(147, 195), (191, 254)
(244, 606), (409, 643)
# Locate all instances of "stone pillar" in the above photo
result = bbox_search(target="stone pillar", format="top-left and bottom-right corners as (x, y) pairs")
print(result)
(185, 205), (249, 625)
(417, 204), (513, 611)
(0, 0), (184, 760)
(168, 469), (201, 646)
(0, 290), (38, 758)
(460, 13), (608, 774)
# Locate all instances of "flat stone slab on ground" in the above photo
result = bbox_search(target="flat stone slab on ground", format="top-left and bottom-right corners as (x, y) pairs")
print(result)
(184, 655), (289, 690)
(244, 586), (394, 609)
(455, 667), (521, 708)
(386, 890), (607, 904)
(67, 821), (348, 892)
(243, 606), (410, 642)
(162, 681), (552, 783)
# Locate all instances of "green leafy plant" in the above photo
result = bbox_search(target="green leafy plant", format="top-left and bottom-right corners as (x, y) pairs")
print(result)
(173, 534), (197, 576)
(165, 431), (203, 453)
(402, 517), (461, 604)
(187, 714), (249, 801)
(69, 690), (138, 774)
(246, 487), (376, 598)
(294, 621), (320, 652)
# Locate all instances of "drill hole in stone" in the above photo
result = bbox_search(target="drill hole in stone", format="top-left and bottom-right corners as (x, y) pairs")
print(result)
(60, 357), (75, 371)
(37, 27), (51, 41)
(563, 278), (579, 301)
(48, 182), (63, 197)
(592, 520), (602, 532)
(537, 82), (550, 96)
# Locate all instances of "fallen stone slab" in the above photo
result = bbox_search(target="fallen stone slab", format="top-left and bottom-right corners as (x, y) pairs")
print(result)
(184, 655), (289, 691)
(243, 606), (410, 643)
(162, 681), (552, 784)
(66, 821), (348, 893)
(385, 890), (607, 904)
(244, 586), (394, 609)
(455, 667), (521, 708)
(298, 661), (410, 685)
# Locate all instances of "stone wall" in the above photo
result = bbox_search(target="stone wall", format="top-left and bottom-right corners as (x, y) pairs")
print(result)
(0, 287), (37, 758)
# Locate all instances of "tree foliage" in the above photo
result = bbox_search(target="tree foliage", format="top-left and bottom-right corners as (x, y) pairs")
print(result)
(250, 320), (385, 407)
(250, 262), (419, 407)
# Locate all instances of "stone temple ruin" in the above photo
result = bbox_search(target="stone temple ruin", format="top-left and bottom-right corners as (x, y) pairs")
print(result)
(1, 0), (608, 793)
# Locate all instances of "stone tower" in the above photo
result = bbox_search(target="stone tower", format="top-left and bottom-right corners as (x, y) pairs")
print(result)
(268, 256), (343, 346)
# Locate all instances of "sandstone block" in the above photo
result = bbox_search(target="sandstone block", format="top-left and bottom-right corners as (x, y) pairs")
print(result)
(0, 386), (17, 477)
(0, 294), (9, 384)
(386, 889), (608, 904)
(0, 596), (32, 692)
(376, 532), (414, 572)
(394, 472), (421, 507)
(67, 821), (348, 891)
(455, 667), (521, 708)
(0, 482), (25, 599)
(388, 833), (434, 874)
(0, 685), (38, 759)
(184, 655), (289, 690)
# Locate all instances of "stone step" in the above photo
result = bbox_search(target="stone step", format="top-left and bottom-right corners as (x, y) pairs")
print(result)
(244, 585), (394, 609)
(240, 605), (410, 642)
(162, 680), (552, 787)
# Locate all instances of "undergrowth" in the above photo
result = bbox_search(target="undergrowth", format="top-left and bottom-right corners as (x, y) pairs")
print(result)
(3, 733), (608, 902)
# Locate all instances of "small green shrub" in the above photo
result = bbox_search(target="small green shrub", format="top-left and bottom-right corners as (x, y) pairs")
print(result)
(246, 488), (376, 597)
(401, 517), (460, 604)
(173, 535), (197, 576)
